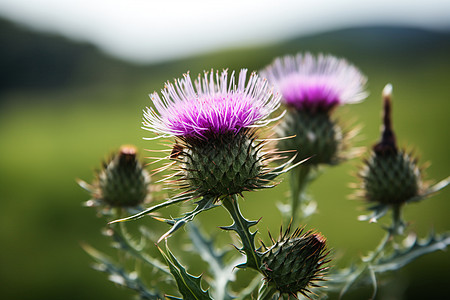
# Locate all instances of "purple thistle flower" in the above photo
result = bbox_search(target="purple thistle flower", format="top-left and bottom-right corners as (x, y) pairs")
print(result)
(143, 69), (280, 140)
(261, 53), (367, 113)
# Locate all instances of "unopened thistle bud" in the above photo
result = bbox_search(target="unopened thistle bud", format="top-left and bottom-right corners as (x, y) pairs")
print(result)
(143, 69), (290, 201)
(261, 52), (367, 165)
(359, 84), (422, 205)
(79, 145), (151, 207)
(260, 226), (330, 298)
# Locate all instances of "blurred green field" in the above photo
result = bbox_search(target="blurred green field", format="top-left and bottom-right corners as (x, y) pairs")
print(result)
(0, 24), (449, 299)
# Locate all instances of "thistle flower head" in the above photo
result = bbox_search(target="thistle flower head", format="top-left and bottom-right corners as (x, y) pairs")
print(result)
(78, 145), (151, 209)
(144, 69), (295, 201)
(359, 84), (422, 206)
(260, 225), (330, 298)
(143, 69), (280, 140)
(261, 52), (367, 113)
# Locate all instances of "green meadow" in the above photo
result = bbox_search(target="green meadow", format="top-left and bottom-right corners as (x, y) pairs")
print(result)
(0, 23), (449, 299)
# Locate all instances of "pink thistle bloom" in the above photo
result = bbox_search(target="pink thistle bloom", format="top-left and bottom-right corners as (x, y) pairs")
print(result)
(143, 69), (281, 140)
(261, 53), (367, 113)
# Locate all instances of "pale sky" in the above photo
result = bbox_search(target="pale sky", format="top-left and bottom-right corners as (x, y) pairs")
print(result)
(0, 0), (449, 63)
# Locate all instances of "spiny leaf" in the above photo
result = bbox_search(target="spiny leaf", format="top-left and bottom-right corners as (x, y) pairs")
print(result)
(188, 223), (244, 300)
(108, 193), (193, 224)
(82, 243), (162, 300)
(158, 243), (212, 300)
(188, 223), (227, 272)
(358, 204), (389, 223)
(372, 231), (450, 273)
(157, 195), (218, 243)
(109, 226), (170, 275)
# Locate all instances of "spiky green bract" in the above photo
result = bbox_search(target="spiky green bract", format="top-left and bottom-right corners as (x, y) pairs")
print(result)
(79, 145), (151, 208)
(360, 150), (421, 205)
(172, 128), (288, 201)
(277, 109), (347, 166)
(260, 226), (330, 299)
(158, 243), (212, 300)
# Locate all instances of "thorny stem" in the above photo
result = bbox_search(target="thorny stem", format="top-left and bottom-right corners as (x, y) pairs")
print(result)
(290, 165), (312, 225)
(221, 195), (261, 271)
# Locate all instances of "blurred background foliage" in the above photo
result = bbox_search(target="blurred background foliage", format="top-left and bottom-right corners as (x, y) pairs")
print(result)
(0, 18), (449, 299)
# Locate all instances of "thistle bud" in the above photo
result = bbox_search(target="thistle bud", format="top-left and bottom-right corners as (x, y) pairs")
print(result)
(80, 145), (151, 207)
(360, 84), (422, 205)
(260, 226), (330, 298)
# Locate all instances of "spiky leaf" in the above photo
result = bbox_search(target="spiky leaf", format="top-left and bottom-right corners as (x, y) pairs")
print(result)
(109, 226), (170, 275)
(188, 223), (243, 300)
(373, 231), (450, 273)
(82, 243), (162, 299)
(157, 195), (218, 242)
(158, 243), (212, 300)
(108, 193), (192, 224)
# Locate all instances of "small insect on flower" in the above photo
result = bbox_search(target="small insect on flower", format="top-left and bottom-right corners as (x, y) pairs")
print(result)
(169, 143), (184, 159)
(142, 69), (295, 201)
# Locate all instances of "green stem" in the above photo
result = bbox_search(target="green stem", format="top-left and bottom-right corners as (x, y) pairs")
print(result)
(391, 204), (405, 235)
(221, 195), (261, 271)
(290, 165), (311, 225)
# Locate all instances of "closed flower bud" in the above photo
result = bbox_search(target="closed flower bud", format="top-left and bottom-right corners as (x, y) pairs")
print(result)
(80, 145), (151, 208)
(360, 84), (422, 205)
(260, 226), (330, 298)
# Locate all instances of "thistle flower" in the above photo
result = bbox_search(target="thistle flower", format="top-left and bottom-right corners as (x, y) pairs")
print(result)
(261, 52), (367, 114)
(144, 69), (279, 140)
(78, 145), (151, 209)
(260, 225), (330, 299)
(143, 69), (291, 201)
(261, 52), (367, 165)
(359, 84), (422, 206)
